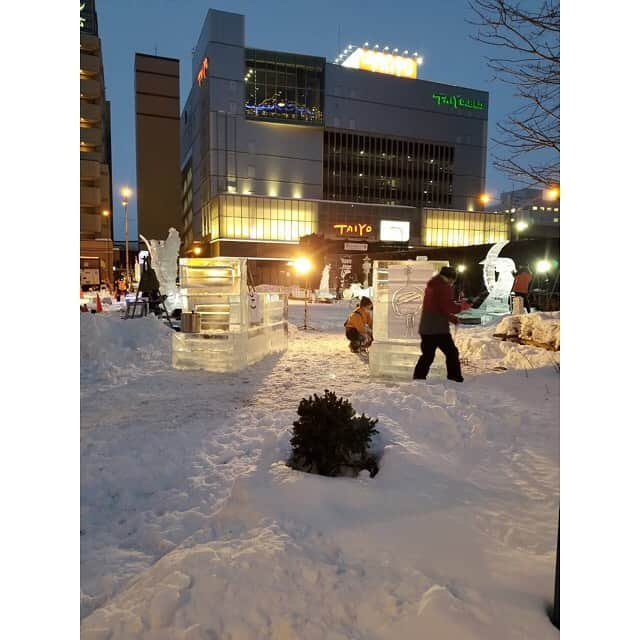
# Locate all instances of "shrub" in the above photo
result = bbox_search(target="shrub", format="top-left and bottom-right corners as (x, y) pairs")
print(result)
(289, 390), (379, 477)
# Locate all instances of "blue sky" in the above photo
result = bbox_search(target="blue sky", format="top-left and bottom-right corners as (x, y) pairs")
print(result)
(97, 0), (524, 241)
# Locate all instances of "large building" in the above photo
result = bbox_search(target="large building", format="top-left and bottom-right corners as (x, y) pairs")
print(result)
(180, 9), (506, 282)
(80, 0), (114, 286)
(135, 53), (182, 242)
(500, 187), (560, 240)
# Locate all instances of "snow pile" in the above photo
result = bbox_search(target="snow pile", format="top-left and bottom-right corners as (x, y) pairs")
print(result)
(494, 312), (560, 351)
(80, 313), (172, 385)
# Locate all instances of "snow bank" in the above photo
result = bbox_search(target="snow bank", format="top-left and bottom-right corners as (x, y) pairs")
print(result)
(80, 313), (172, 386)
(494, 312), (560, 351)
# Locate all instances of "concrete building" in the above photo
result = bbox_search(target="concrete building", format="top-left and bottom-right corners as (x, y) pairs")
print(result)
(180, 9), (502, 282)
(80, 0), (114, 286)
(500, 187), (560, 240)
(135, 54), (182, 243)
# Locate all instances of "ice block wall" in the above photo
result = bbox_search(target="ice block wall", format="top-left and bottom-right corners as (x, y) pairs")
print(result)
(172, 258), (288, 372)
(369, 259), (450, 380)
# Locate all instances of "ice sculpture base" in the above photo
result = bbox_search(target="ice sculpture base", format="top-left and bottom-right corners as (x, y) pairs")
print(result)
(172, 321), (288, 373)
(369, 339), (447, 381)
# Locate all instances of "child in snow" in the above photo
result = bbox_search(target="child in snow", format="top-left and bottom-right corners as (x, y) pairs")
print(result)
(344, 296), (374, 353)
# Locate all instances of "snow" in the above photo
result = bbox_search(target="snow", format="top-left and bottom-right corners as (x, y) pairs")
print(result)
(494, 312), (561, 351)
(81, 301), (559, 638)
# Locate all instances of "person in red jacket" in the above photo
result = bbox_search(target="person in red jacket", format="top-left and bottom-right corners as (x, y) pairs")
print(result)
(512, 265), (533, 313)
(413, 266), (470, 382)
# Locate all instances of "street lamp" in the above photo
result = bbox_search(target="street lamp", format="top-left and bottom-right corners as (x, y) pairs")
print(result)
(479, 193), (491, 207)
(514, 219), (528, 241)
(121, 187), (132, 285)
(294, 257), (312, 330)
(536, 259), (551, 274)
(545, 187), (560, 201)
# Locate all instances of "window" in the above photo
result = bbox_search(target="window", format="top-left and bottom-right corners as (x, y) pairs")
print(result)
(204, 194), (319, 242)
(244, 49), (324, 125)
(423, 209), (509, 247)
(323, 130), (455, 208)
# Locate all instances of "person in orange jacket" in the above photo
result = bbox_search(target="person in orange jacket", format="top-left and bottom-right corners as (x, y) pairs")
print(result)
(344, 296), (374, 353)
(413, 266), (471, 382)
(512, 265), (533, 313)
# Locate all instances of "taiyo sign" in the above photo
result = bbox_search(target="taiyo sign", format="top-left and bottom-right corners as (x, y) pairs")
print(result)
(432, 93), (486, 111)
(333, 223), (373, 237)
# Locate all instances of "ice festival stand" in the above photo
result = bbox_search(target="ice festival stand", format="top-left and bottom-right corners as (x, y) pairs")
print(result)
(369, 259), (449, 381)
(172, 258), (288, 372)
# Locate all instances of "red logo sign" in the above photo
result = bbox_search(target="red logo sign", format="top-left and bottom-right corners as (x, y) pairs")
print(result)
(197, 57), (209, 87)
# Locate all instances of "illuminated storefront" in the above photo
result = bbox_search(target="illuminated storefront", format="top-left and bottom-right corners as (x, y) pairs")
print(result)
(423, 209), (509, 247)
(203, 194), (318, 243)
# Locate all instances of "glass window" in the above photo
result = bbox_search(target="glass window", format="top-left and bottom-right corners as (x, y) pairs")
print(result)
(245, 48), (324, 125)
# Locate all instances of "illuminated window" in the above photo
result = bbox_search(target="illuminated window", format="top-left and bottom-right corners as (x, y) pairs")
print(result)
(244, 49), (324, 125)
(422, 209), (509, 247)
(203, 194), (318, 242)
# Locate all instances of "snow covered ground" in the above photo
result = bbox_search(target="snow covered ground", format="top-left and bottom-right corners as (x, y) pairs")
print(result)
(81, 302), (559, 639)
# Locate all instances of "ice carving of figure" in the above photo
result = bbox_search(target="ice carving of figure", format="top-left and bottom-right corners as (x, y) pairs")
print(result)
(391, 287), (424, 337)
(140, 228), (181, 311)
(319, 265), (330, 292)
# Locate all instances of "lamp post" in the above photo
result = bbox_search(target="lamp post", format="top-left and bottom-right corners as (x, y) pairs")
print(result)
(294, 257), (312, 330)
(121, 187), (132, 286)
(456, 264), (467, 301)
(515, 219), (528, 241)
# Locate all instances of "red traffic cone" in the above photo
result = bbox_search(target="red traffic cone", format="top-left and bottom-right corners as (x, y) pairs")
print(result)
(96, 293), (103, 313)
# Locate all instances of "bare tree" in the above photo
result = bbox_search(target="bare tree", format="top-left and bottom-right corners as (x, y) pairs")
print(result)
(468, 0), (559, 187)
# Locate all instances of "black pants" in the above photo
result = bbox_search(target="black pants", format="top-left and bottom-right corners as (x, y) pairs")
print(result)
(346, 327), (367, 347)
(413, 333), (462, 380)
(513, 293), (531, 313)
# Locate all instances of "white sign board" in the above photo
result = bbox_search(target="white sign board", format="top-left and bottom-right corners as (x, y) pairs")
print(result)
(344, 242), (368, 252)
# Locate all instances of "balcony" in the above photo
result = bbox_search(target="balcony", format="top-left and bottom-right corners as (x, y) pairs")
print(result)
(80, 32), (99, 52)
(81, 186), (101, 208)
(80, 126), (102, 148)
(80, 212), (103, 235)
(80, 78), (100, 100)
(80, 159), (100, 182)
(80, 52), (100, 76)
(81, 101), (101, 123)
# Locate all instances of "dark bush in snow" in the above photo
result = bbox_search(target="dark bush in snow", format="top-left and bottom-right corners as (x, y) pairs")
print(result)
(289, 390), (379, 477)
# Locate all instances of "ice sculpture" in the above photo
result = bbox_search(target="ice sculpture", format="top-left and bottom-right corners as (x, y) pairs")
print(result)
(479, 241), (515, 314)
(316, 264), (334, 301)
(172, 257), (288, 372)
(458, 241), (516, 324)
(140, 228), (182, 312)
(368, 259), (449, 380)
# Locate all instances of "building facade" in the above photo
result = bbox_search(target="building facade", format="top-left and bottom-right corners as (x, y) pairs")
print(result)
(180, 9), (503, 281)
(500, 187), (560, 240)
(80, 0), (114, 286)
(135, 53), (182, 243)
